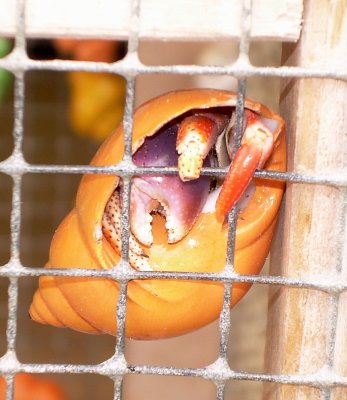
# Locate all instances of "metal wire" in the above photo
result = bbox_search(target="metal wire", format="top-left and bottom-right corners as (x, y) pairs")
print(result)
(0, 0), (347, 399)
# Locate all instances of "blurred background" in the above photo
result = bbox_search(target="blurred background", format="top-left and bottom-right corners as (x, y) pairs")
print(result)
(0, 38), (281, 399)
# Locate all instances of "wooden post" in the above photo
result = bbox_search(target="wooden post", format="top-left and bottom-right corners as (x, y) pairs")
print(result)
(264, 0), (347, 399)
(0, 0), (303, 41)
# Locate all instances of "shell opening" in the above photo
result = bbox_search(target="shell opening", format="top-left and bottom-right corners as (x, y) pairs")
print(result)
(101, 107), (279, 269)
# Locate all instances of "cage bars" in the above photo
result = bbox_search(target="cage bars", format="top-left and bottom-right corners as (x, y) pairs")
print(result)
(216, 1), (253, 397)
(111, 0), (141, 395)
(0, 0), (346, 399)
(2, 56), (347, 81)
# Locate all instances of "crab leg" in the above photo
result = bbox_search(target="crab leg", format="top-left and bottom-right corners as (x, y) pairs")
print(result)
(215, 110), (275, 221)
(176, 113), (228, 181)
(175, 110), (275, 222)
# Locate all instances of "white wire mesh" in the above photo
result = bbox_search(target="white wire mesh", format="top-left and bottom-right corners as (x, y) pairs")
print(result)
(0, 0), (346, 399)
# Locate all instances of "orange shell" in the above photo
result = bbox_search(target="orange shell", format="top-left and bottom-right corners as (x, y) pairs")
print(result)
(29, 89), (286, 339)
(0, 374), (65, 400)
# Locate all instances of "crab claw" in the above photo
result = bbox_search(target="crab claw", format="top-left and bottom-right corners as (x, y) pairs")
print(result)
(131, 123), (212, 246)
(176, 113), (228, 181)
(102, 190), (152, 271)
(215, 110), (275, 221)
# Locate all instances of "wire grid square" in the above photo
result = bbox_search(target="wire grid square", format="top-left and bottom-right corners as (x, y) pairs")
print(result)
(0, 0), (346, 399)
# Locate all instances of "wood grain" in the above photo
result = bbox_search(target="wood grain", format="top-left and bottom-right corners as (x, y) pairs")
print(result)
(264, 0), (347, 398)
(0, 0), (303, 41)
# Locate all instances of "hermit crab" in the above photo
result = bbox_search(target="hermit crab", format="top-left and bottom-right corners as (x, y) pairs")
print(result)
(29, 89), (286, 339)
